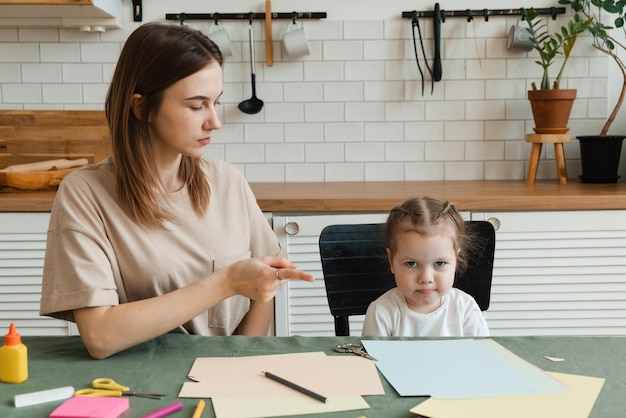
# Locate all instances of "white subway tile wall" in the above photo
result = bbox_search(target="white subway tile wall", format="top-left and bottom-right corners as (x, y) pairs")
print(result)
(0, 7), (617, 182)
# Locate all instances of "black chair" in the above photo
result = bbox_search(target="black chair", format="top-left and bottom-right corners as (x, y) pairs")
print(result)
(319, 221), (496, 336)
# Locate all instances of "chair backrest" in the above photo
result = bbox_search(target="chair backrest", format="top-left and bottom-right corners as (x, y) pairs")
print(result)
(319, 220), (496, 336)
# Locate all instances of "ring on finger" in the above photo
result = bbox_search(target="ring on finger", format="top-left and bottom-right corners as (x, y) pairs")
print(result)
(276, 268), (281, 281)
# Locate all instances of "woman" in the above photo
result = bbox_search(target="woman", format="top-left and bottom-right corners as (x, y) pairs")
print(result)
(40, 22), (313, 359)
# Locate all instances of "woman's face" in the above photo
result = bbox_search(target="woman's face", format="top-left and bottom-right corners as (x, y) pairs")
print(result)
(148, 61), (223, 163)
(387, 229), (458, 314)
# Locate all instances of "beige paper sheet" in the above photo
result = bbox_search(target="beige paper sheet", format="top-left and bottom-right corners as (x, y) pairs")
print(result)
(178, 352), (385, 406)
(179, 352), (384, 398)
(211, 396), (370, 418)
(410, 372), (605, 418)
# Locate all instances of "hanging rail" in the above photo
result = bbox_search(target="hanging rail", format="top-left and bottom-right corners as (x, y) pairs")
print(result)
(401, 7), (565, 22)
(165, 12), (327, 23)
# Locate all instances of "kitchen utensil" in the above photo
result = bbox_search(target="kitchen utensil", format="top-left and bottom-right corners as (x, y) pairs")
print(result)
(0, 168), (78, 191)
(433, 2), (442, 81)
(265, 0), (273, 66)
(238, 17), (264, 114)
(0, 158), (88, 173)
(411, 16), (433, 95)
(507, 19), (533, 51)
(208, 21), (233, 58)
(283, 18), (310, 59)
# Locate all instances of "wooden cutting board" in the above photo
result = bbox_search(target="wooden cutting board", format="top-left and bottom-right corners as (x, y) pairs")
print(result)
(0, 110), (111, 168)
(0, 110), (111, 191)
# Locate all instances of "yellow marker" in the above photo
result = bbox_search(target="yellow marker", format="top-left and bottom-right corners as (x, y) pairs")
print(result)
(192, 399), (205, 418)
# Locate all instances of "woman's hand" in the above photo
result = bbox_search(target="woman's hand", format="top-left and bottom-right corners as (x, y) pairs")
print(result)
(222, 256), (315, 303)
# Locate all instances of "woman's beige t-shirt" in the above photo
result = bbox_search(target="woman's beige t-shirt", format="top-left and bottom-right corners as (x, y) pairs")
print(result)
(40, 157), (284, 336)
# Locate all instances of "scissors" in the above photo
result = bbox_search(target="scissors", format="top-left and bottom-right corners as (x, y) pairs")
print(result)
(334, 343), (377, 361)
(75, 378), (166, 399)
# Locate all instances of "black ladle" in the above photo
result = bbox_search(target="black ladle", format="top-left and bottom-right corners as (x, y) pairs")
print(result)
(238, 18), (264, 114)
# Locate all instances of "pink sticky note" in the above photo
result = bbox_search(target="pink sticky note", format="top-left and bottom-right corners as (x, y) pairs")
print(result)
(50, 396), (130, 418)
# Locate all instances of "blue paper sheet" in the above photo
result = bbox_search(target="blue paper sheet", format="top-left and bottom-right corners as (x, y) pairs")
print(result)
(362, 339), (570, 399)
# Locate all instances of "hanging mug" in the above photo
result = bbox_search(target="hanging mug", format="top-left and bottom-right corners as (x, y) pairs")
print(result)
(208, 22), (234, 58)
(506, 19), (533, 52)
(283, 20), (310, 59)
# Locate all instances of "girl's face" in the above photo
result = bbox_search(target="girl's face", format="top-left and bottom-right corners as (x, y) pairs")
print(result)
(148, 61), (223, 163)
(387, 229), (458, 314)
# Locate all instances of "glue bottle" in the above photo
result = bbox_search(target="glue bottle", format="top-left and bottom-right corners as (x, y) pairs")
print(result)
(0, 322), (28, 383)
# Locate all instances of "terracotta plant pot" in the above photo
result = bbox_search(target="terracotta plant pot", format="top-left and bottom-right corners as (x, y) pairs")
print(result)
(528, 89), (577, 134)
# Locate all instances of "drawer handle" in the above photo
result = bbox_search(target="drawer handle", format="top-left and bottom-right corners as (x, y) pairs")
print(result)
(487, 217), (501, 231)
(285, 222), (300, 235)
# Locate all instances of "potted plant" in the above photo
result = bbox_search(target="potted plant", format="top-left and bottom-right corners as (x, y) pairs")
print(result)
(523, 7), (592, 134)
(559, 0), (626, 183)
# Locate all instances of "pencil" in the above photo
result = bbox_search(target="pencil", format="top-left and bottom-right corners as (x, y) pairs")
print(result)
(191, 399), (205, 418)
(261, 371), (328, 403)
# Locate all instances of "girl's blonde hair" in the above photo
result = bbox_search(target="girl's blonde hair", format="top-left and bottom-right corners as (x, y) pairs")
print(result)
(385, 197), (469, 274)
(105, 22), (223, 228)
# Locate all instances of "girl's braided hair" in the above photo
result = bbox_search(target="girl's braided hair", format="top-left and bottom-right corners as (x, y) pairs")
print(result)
(385, 197), (470, 275)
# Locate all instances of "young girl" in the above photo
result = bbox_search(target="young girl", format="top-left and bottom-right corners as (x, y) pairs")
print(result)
(361, 197), (490, 337)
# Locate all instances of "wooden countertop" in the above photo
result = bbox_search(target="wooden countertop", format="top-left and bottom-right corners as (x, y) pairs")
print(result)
(2, 180), (626, 212)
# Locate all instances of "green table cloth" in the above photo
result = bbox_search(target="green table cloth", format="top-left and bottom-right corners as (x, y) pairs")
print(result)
(1, 334), (623, 418)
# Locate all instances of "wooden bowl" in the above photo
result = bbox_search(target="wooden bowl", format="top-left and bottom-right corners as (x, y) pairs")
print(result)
(0, 167), (78, 191)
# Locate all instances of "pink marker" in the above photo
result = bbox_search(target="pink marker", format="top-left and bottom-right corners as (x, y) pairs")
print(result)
(141, 401), (183, 418)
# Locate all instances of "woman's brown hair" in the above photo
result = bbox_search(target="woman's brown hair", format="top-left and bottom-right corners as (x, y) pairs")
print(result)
(105, 22), (223, 228)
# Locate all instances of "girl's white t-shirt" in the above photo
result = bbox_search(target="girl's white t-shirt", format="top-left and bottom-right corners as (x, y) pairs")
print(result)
(361, 287), (490, 337)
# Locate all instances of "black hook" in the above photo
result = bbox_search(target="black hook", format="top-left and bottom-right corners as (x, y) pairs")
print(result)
(292, 11), (297, 24)
(248, 11), (253, 24)
(131, 0), (142, 22)
(520, 8), (526, 21)
(466, 9), (472, 22)
(441, 9), (445, 23)
(179, 13), (186, 26)
(550, 7), (557, 20)
(214, 12), (220, 25)
(483, 9), (489, 22)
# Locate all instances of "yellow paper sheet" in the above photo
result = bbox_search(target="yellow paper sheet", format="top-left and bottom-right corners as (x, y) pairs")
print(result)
(211, 396), (369, 418)
(410, 372), (605, 418)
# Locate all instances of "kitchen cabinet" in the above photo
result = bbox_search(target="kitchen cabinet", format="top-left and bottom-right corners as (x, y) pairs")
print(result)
(474, 210), (626, 336)
(273, 210), (626, 337)
(0, 0), (122, 30)
(2, 208), (625, 337)
(0, 212), (77, 336)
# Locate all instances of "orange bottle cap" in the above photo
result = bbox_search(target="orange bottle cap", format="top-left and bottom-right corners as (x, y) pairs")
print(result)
(5, 322), (22, 346)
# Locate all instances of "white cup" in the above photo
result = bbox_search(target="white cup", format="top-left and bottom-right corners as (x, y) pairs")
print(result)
(506, 20), (533, 52)
(208, 22), (233, 58)
(283, 21), (310, 59)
